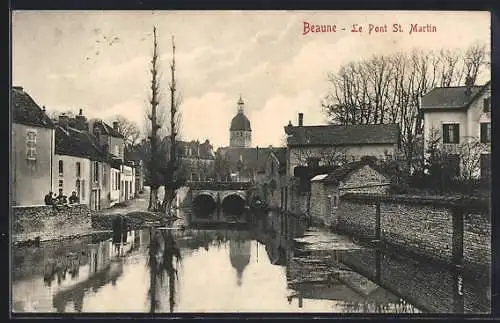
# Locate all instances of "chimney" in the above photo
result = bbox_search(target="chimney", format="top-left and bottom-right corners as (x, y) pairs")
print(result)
(256, 146), (259, 160)
(58, 114), (69, 130)
(75, 109), (87, 131)
(298, 113), (304, 127)
(113, 121), (119, 131)
(465, 75), (474, 96)
(42, 106), (46, 112)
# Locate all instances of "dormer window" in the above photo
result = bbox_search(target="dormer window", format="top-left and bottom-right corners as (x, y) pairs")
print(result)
(483, 97), (491, 113)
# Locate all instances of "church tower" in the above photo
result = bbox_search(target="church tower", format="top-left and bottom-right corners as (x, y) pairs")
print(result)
(229, 95), (252, 148)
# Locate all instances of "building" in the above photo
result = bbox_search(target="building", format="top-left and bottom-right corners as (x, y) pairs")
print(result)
(230, 95), (252, 148)
(54, 110), (126, 209)
(217, 146), (275, 182)
(173, 139), (215, 181)
(283, 112), (399, 215)
(284, 113), (400, 177)
(421, 79), (491, 179)
(309, 158), (392, 227)
(257, 148), (287, 209)
(12, 86), (56, 206)
(54, 120), (95, 206)
(217, 95), (288, 183)
(120, 162), (135, 201)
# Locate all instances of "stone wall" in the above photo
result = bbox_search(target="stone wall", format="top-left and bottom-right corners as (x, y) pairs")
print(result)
(381, 202), (453, 263)
(341, 247), (490, 313)
(464, 212), (491, 271)
(337, 199), (377, 239)
(336, 194), (490, 270)
(12, 204), (94, 242)
(309, 182), (325, 226)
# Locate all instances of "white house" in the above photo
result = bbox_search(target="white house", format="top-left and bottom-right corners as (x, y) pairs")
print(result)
(54, 122), (92, 205)
(421, 79), (491, 179)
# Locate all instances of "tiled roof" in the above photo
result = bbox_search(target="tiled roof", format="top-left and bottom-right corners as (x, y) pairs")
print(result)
(217, 147), (273, 172)
(12, 87), (54, 129)
(92, 120), (124, 138)
(420, 82), (490, 110)
(285, 124), (399, 147)
(322, 158), (391, 184)
(55, 125), (109, 161)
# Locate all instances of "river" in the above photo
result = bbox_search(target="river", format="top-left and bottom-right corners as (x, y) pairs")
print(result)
(11, 210), (490, 314)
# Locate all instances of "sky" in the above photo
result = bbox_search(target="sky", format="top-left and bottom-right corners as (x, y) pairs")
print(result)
(12, 11), (490, 149)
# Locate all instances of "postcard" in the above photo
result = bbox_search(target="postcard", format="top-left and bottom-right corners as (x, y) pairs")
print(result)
(11, 10), (491, 314)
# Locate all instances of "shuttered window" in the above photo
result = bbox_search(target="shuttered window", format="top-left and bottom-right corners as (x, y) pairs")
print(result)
(480, 122), (491, 143)
(442, 124), (460, 144)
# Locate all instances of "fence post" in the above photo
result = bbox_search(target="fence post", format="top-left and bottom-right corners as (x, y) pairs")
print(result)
(375, 201), (381, 241)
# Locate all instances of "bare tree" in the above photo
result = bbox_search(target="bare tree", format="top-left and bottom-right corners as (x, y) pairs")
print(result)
(145, 26), (163, 211)
(290, 147), (348, 170)
(323, 43), (489, 174)
(161, 35), (186, 214)
(113, 116), (141, 154)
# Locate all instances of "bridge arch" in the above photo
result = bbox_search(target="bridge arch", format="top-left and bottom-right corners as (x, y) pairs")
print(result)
(192, 191), (217, 215)
(221, 193), (246, 215)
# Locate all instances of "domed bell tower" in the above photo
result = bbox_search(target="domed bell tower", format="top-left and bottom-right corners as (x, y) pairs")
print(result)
(229, 95), (252, 148)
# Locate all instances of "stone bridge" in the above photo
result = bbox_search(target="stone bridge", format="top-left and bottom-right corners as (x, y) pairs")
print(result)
(184, 181), (252, 215)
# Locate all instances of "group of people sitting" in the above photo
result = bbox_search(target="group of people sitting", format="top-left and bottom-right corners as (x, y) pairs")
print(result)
(44, 190), (80, 208)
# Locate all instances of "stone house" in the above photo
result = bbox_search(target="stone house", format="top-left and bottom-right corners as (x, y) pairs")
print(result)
(11, 86), (55, 206)
(283, 112), (399, 216)
(421, 79), (491, 179)
(309, 158), (391, 228)
(284, 113), (400, 177)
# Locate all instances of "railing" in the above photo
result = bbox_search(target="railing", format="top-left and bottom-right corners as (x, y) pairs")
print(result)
(186, 181), (251, 191)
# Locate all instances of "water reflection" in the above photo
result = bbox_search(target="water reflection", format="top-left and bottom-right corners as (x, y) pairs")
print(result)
(11, 210), (490, 313)
(146, 229), (182, 313)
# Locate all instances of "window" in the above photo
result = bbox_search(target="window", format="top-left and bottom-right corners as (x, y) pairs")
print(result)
(333, 196), (338, 208)
(58, 160), (64, 176)
(76, 162), (81, 177)
(93, 162), (99, 182)
(81, 180), (86, 199)
(58, 180), (64, 194)
(442, 123), (460, 144)
(480, 122), (491, 143)
(270, 160), (275, 176)
(483, 97), (491, 113)
(480, 154), (491, 179)
(26, 130), (37, 160)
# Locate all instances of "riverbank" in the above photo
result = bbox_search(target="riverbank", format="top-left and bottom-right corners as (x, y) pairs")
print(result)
(12, 188), (180, 246)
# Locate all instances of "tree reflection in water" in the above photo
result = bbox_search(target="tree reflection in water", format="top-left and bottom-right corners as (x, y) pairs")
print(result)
(146, 228), (182, 313)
